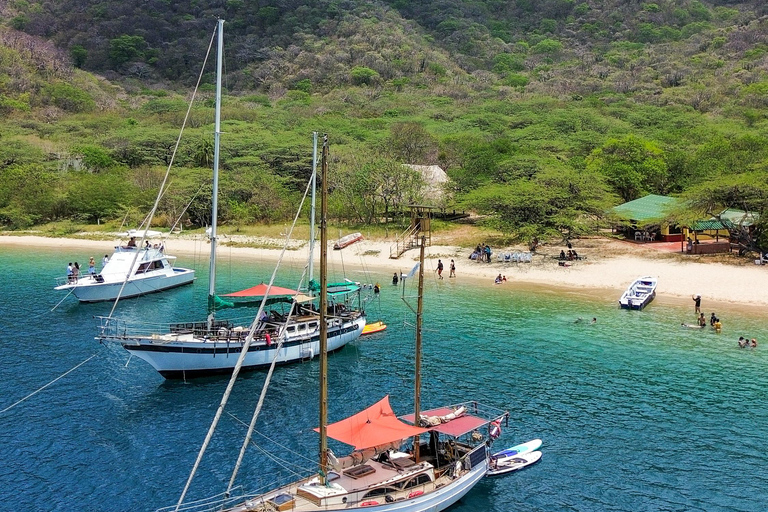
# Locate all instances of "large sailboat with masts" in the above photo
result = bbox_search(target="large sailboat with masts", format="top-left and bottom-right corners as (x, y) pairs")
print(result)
(157, 52), (508, 504)
(95, 21), (364, 379)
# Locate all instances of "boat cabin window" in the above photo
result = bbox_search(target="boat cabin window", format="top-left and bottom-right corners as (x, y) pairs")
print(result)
(362, 487), (399, 498)
(401, 473), (431, 489)
(136, 262), (150, 274)
(153, 260), (164, 269)
(286, 326), (296, 334)
(297, 324), (307, 333)
(308, 322), (318, 330)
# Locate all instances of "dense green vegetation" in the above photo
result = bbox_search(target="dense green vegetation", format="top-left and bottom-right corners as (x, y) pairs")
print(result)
(1, 1), (767, 251)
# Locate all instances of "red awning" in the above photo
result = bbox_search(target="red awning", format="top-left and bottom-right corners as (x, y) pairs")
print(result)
(401, 407), (490, 438)
(319, 396), (427, 451)
(221, 283), (298, 297)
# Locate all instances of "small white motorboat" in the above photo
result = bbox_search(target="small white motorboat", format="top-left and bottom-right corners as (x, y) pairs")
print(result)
(487, 450), (542, 476)
(54, 242), (195, 303)
(618, 276), (657, 310)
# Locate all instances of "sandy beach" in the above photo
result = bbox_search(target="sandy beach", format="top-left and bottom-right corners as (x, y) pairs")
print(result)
(3, 233), (767, 310)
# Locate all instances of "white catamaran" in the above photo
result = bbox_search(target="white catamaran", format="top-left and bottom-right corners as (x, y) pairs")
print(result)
(96, 23), (364, 378)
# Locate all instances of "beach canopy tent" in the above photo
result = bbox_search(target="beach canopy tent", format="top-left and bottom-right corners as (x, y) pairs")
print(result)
(611, 195), (681, 226)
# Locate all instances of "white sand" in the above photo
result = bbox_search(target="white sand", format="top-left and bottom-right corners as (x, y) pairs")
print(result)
(3, 234), (767, 309)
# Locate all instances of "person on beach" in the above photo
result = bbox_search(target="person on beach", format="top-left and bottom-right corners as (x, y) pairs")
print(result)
(436, 259), (444, 279)
(692, 294), (701, 314)
(559, 250), (566, 260)
(449, 259), (456, 278)
(495, 274), (503, 284)
(697, 313), (706, 327)
(484, 244), (492, 263)
(392, 272), (399, 286)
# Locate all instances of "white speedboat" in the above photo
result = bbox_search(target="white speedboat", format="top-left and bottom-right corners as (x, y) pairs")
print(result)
(54, 243), (194, 302)
(618, 276), (657, 310)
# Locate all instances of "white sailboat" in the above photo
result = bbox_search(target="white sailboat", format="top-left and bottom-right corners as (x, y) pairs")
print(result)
(95, 22), (364, 379)
(163, 134), (508, 509)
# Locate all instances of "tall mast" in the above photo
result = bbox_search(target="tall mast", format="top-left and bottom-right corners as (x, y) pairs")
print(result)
(308, 132), (318, 285)
(318, 135), (329, 482)
(207, 18), (223, 326)
(413, 235), (425, 462)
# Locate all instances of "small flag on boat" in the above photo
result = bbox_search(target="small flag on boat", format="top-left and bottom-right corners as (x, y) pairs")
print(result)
(404, 263), (420, 280)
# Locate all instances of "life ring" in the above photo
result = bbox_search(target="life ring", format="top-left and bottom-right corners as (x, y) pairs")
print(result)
(360, 500), (379, 507)
(489, 420), (501, 440)
(265, 333), (272, 346)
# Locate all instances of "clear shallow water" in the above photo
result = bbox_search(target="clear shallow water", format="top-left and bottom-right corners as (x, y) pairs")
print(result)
(0, 245), (767, 512)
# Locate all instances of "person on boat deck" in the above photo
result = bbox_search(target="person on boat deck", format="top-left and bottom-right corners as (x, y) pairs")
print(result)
(144, 240), (151, 249)
(559, 250), (566, 260)
(127, 237), (136, 248)
(72, 262), (80, 282)
(66, 262), (74, 283)
(697, 313), (706, 327)
(88, 256), (96, 275)
(102, 254), (109, 269)
(392, 272), (399, 285)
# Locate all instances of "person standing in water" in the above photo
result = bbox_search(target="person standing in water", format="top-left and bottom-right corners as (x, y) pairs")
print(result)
(449, 259), (456, 278)
(436, 259), (444, 279)
(392, 272), (399, 286)
(692, 294), (701, 314)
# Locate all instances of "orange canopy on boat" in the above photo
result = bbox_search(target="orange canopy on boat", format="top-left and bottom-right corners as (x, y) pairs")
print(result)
(320, 396), (427, 450)
(221, 283), (298, 297)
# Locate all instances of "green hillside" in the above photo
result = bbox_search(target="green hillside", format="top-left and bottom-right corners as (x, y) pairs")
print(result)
(1, 1), (767, 250)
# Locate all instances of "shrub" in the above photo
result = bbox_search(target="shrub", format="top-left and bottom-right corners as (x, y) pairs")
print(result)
(41, 83), (96, 113)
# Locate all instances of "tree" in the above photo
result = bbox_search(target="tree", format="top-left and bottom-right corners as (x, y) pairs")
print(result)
(386, 122), (437, 164)
(586, 135), (668, 202)
(109, 35), (148, 66)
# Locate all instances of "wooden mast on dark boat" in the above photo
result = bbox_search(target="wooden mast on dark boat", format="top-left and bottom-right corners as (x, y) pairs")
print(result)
(318, 135), (329, 483)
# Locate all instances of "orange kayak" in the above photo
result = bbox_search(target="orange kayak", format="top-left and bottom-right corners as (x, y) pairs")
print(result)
(361, 321), (387, 336)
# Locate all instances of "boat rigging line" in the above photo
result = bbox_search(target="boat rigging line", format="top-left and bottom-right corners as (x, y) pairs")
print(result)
(101, 24), (217, 325)
(0, 353), (98, 415)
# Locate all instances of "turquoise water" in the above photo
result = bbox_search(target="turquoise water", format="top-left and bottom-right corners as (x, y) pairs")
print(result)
(1, 244), (767, 512)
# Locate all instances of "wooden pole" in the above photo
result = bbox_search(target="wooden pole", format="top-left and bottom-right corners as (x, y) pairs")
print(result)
(318, 135), (329, 482)
(413, 235), (425, 463)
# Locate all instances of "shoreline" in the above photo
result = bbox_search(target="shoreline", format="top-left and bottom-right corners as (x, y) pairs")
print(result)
(2, 233), (768, 312)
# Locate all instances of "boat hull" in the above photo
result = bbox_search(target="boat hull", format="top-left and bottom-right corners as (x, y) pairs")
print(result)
(618, 290), (655, 310)
(56, 267), (195, 302)
(122, 316), (366, 378)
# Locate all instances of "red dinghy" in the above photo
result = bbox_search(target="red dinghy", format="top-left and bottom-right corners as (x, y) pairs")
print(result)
(334, 232), (363, 250)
